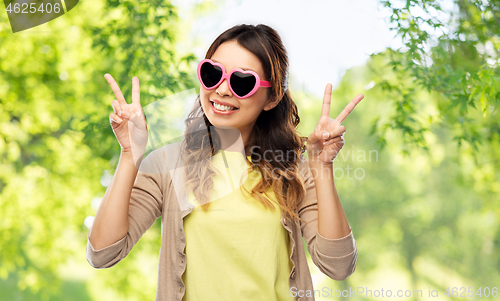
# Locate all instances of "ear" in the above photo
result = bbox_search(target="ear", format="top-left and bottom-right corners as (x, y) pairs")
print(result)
(263, 95), (279, 111)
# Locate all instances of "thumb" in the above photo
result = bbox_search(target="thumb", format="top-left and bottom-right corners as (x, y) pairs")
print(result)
(308, 129), (325, 145)
(129, 110), (147, 131)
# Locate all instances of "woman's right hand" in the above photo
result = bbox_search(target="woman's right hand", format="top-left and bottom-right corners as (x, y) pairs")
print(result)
(105, 74), (148, 165)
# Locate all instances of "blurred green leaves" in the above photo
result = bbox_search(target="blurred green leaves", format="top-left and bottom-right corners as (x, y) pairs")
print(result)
(0, 0), (197, 299)
(1, 0), (499, 300)
(297, 45), (499, 298)
(377, 0), (499, 154)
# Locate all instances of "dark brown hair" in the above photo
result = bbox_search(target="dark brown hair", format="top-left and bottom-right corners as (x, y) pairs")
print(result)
(182, 24), (308, 223)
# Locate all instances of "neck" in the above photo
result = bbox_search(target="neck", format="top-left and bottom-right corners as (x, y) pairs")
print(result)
(213, 125), (255, 156)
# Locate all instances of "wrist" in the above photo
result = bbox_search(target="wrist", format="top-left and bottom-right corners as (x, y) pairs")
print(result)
(308, 158), (334, 169)
(120, 149), (134, 157)
(120, 149), (144, 167)
(308, 159), (334, 177)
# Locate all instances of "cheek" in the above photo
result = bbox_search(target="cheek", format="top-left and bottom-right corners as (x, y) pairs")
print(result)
(199, 89), (210, 112)
(200, 87), (209, 98)
(246, 92), (271, 112)
(200, 88), (212, 106)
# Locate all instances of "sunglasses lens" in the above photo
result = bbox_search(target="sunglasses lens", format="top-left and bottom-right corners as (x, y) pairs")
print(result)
(200, 62), (223, 88)
(230, 72), (256, 97)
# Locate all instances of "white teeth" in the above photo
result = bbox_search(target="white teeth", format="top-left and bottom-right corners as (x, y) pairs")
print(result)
(213, 102), (235, 111)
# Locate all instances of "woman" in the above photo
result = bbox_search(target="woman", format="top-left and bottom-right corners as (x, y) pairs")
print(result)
(87, 24), (362, 301)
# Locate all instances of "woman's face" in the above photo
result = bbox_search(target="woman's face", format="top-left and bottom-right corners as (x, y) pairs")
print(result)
(200, 40), (277, 138)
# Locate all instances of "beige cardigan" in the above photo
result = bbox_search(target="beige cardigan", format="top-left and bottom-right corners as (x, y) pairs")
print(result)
(86, 141), (357, 301)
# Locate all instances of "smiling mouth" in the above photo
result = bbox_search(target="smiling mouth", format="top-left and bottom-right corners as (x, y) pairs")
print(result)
(209, 100), (239, 111)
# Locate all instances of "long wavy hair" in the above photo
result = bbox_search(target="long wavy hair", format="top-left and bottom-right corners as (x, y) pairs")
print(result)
(181, 24), (308, 224)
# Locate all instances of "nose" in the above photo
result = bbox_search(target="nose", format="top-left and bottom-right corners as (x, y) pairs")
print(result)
(216, 77), (232, 97)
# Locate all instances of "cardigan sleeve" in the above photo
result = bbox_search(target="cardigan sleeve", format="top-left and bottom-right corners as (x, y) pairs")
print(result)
(86, 147), (168, 269)
(297, 154), (357, 280)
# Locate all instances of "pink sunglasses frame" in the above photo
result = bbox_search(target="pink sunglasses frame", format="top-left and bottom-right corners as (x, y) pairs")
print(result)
(197, 59), (271, 99)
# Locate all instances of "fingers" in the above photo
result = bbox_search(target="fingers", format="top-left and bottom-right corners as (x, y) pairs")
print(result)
(111, 99), (131, 119)
(132, 76), (140, 105)
(105, 74), (127, 106)
(335, 94), (364, 125)
(323, 135), (343, 146)
(128, 109), (147, 131)
(319, 125), (346, 141)
(111, 99), (122, 115)
(109, 112), (123, 125)
(309, 122), (346, 145)
(321, 83), (333, 117)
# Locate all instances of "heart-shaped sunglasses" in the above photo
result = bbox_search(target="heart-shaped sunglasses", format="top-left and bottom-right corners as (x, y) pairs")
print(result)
(197, 59), (271, 99)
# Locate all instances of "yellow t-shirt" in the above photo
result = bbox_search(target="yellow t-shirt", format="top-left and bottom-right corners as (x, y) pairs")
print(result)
(182, 149), (294, 301)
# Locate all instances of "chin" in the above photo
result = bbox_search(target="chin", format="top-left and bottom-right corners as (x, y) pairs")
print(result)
(210, 120), (236, 128)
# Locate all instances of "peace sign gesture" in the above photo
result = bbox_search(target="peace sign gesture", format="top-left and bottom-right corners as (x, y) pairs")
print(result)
(105, 74), (148, 166)
(307, 83), (364, 166)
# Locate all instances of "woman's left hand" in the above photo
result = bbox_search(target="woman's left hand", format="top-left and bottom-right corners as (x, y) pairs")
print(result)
(307, 83), (364, 166)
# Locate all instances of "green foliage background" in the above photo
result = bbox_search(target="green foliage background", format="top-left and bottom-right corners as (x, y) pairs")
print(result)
(0, 0), (498, 300)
